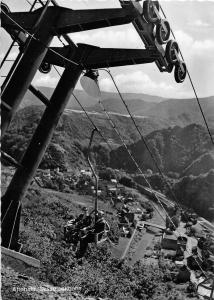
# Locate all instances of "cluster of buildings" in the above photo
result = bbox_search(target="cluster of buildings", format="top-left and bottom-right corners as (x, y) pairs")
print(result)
(160, 213), (214, 298)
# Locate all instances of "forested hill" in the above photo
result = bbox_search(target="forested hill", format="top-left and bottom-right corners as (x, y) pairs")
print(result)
(2, 105), (213, 175)
(110, 124), (214, 176)
(172, 170), (214, 221)
(2, 105), (214, 220)
(1, 105), (170, 170)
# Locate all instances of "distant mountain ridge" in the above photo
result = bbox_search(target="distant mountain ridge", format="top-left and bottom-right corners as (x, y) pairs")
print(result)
(21, 86), (214, 129)
(88, 96), (214, 128)
(140, 96), (214, 128)
(20, 87), (166, 110)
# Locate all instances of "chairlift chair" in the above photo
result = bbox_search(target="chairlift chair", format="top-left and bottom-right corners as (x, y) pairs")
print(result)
(86, 129), (111, 245)
(95, 221), (110, 245)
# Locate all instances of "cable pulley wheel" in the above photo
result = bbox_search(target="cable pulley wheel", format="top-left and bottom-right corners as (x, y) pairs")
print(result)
(1, 2), (11, 14)
(143, 0), (160, 23)
(39, 61), (52, 74)
(174, 61), (187, 83)
(166, 63), (174, 73)
(156, 19), (171, 44)
(165, 40), (179, 65)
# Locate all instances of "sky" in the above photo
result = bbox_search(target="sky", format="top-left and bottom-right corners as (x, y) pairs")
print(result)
(1, 0), (214, 99)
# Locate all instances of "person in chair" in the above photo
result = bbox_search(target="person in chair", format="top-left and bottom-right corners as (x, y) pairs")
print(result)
(76, 210), (106, 258)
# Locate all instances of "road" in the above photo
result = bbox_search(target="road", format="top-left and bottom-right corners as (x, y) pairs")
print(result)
(128, 202), (166, 265)
(130, 231), (155, 265)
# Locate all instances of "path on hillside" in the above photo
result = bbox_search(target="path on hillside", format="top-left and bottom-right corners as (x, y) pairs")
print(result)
(129, 203), (166, 265)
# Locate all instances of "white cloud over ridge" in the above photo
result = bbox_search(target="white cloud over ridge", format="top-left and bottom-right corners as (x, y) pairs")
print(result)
(99, 70), (174, 97)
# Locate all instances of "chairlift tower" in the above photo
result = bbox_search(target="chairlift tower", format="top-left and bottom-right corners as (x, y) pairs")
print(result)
(1, 0), (186, 251)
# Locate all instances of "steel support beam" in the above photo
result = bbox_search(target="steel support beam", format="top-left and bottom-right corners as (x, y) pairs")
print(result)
(42, 44), (160, 69)
(1, 6), (56, 139)
(55, 7), (136, 34)
(2, 7), (136, 34)
(1, 50), (83, 250)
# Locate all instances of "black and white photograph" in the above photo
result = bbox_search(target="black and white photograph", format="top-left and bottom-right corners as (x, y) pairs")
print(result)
(1, 0), (214, 299)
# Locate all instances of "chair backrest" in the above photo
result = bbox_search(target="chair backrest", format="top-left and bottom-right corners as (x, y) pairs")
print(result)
(95, 221), (110, 245)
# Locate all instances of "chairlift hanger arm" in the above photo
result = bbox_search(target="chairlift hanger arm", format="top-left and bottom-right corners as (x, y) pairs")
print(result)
(2, 6), (137, 35)
(87, 128), (98, 174)
(42, 44), (160, 69)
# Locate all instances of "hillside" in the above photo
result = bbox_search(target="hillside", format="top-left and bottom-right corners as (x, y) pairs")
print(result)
(20, 87), (165, 110)
(172, 170), (214, 221)
(2, 105), (213, 177)
(110, 124), (213, 176)
(140, 97), (214, 128)
(1, 105), (169, 170)
(181, 150), (214, 177)
(1, 168), (195, 300)
(2, 106), (214, 222)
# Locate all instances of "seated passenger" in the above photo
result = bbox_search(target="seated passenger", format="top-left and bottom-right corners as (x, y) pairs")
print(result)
(74, 207), (92, 228)
(76, 211), (106, 258)
(64, 207), (92, 246)
(122, 204), (129, 213)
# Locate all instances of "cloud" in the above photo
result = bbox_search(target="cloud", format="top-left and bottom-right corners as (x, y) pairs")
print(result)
(99, 70), (175, 97)
(38, 28), (214, 98)
(69, 26), (142, 48)
(33, 72), (59, 87)
(188, 19), (210, 27)
(0, 51), (18, 65)
(174, 30), (214, 58)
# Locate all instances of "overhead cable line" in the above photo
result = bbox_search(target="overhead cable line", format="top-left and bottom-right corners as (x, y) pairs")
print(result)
(98, 99), (166, 223)
(47, 34), (114, 152)
(159, 4), (214, 146)
(99, 68), (182, 207)
(71, 92), (114, 152)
